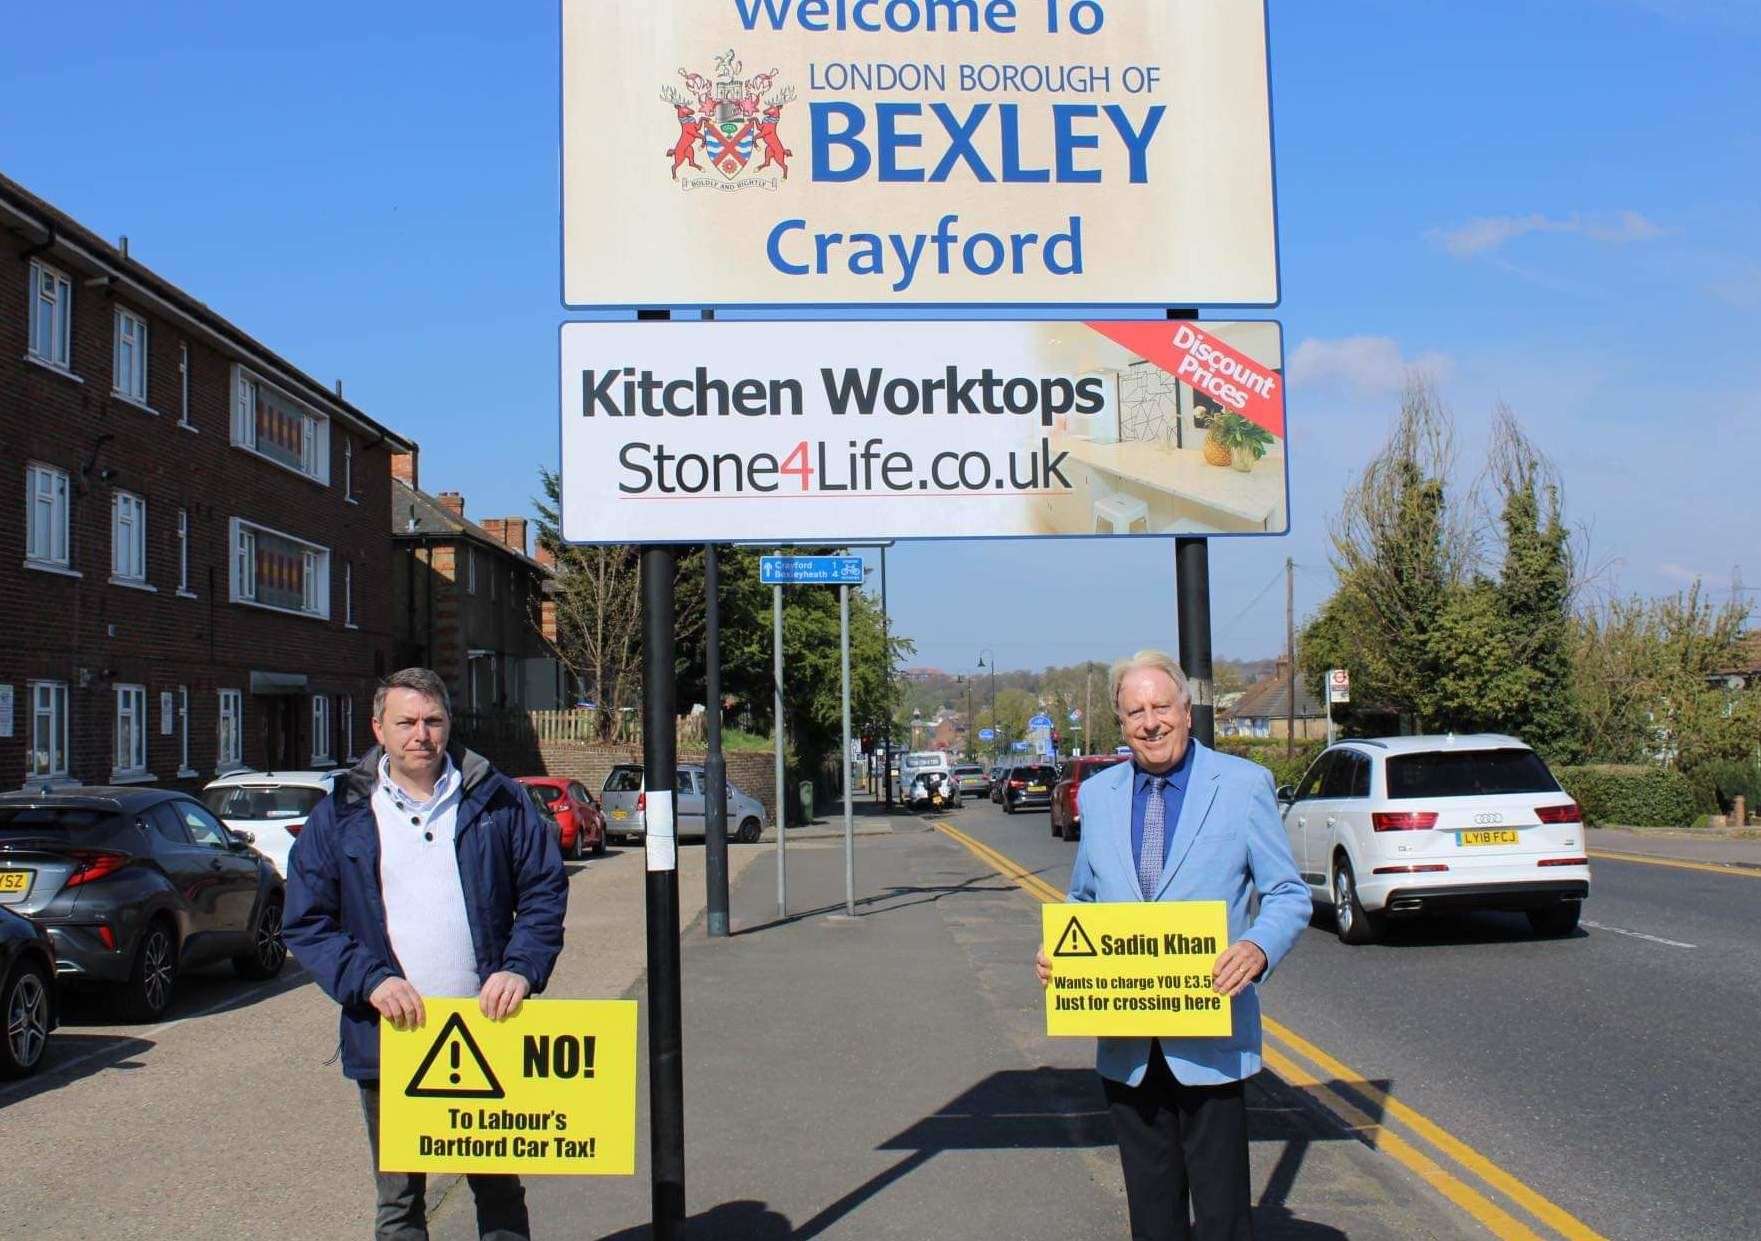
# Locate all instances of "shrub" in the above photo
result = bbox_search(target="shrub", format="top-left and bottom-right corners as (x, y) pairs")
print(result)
(1554, 764), (1698, 827)
(1694, 760), (1761, 816)
(1216, 737), (1325, 791)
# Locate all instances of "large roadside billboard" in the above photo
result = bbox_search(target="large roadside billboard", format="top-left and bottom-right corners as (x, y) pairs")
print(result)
(559, 319), (1286, 543)
(560, 0), (1278, 308)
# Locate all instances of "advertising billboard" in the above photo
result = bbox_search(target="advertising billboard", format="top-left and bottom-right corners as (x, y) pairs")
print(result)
(559, 318), (1286, 543)
(561, 0), (1278, 307)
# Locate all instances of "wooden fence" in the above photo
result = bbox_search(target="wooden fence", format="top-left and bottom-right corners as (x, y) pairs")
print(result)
(453, 708), (706, 749)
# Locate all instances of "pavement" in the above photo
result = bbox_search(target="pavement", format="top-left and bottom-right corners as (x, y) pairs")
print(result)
(1588, 824), (1761, 869)
(432, 798), (1484, 1240)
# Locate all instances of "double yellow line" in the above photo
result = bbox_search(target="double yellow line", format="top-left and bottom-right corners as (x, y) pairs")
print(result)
(933, 821), (1607, 1241)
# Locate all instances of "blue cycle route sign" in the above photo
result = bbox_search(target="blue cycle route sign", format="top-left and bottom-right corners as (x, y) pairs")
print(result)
(760, 555), (864, 586)
(1028, 714), (1053, 730)
(978, 728), (996, 742)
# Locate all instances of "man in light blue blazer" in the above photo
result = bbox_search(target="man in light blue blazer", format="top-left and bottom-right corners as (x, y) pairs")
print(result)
(1036, 650), (1309, 1241)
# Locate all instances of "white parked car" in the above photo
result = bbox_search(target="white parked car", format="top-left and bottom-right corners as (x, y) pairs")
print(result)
(1276, 735), (1589, 944)
(201, 770), (342, 878)
(892, 751), (952, 802)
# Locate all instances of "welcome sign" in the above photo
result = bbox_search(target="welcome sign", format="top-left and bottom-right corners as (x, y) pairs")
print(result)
(561, 0), (1278, 307)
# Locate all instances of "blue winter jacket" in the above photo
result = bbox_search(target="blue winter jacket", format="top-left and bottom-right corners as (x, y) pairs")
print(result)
(284, 745), (568, 1080)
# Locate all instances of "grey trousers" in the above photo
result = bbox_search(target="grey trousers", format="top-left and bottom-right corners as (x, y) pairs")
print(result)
(359, 1080), (530, 1240)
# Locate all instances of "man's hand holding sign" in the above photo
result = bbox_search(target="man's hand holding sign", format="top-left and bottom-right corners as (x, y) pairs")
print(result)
(1035, 651), (1309, 1241)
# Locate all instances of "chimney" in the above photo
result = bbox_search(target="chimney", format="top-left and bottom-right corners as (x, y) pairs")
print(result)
(534, 544), (556, 570)
(541, 598), (559, 643)
(436, 491), (464, 519)
(504, 517), (528, 556)
(480, 518), (508, 548)
(391, 450), (418, 489)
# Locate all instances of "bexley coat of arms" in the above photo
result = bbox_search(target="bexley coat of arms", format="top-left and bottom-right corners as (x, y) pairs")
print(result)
(662, 50), (794, 187)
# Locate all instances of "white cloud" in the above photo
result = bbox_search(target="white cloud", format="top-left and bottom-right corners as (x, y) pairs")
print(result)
(1429, 211), (1667, 258)
(1288, 336), (1453, 394)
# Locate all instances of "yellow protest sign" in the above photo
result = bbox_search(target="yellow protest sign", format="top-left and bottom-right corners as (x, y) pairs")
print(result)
(379, 998), (638, 1175)
(1042, 902), (1232, 1038)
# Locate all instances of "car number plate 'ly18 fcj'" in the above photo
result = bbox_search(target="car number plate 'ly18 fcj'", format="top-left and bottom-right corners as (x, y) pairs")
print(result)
(1458, 829), (1520, 847)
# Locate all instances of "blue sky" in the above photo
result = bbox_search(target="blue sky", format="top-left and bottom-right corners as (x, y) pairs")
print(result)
(5, 2), (1756, 677)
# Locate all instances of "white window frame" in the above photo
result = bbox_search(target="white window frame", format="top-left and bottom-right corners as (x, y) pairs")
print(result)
(217, 688), (243, 772)
(27, 681), (69, 780)
(230, 364), (331, 484)
(344, 560), (355, 627)
(467, 548), (477, 595)
(344, 437), (356, 503)
(26, 463), (72, 571)
(177, 685), (195, 777)
(341, 695), (355, 761)
(28, 259), (73, 371)
(113, 684), (149, 780)
(113, 307), (150, 407)
(311, 695), (333, 765)
(111, 490), (150, 587)
(176, 508), (194, 596)
(177, 341), (194, 430)
(228, 517), (330, 619)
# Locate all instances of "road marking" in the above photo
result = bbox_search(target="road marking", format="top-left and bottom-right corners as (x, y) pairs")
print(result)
(1580, 919), (1696, 949)
(1263, 1020), (1609, 1241)
(934, 820), (1610, 1241)
(1587, 848), (1761, 879)
(1261, 1045), (1547, 1241)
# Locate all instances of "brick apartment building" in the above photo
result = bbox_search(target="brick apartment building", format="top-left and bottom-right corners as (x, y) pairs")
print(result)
(0, 173), (415, 790)
(389, 454), (567, 714)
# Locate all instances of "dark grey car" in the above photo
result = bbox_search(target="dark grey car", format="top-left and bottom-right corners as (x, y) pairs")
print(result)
(0, 788), (286, 1022)
(0, 905), (57, 1077)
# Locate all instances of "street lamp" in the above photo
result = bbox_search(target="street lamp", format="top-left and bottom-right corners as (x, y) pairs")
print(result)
(977, 648), (997, 760)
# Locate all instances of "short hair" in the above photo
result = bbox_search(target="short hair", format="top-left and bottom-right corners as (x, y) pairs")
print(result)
(373, 667), (451, 721)
(1109, 650), (1192, 715)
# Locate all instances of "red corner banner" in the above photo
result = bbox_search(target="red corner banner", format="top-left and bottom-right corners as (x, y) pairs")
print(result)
(1084, 322), (1285, 438)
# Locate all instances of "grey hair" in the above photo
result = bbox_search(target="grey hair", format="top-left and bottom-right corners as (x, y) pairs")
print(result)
(1109, 649), (1192, 715)
(373, 667), (451, 720)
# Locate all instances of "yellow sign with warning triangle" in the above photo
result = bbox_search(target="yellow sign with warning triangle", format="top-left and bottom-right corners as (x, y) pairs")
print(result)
(1041, 902), (1231, 1038)
(379, 998), (638, 1175)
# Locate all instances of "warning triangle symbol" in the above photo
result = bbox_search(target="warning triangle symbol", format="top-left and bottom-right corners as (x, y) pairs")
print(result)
(405, 1012), (505, 1099)
(1053, 915), (1098, 958)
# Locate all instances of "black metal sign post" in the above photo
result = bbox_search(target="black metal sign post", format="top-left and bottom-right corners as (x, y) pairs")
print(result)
(703, 542), (729, 939)
(1175, 536), (1215, 747)
(640, 546), (685, 1238)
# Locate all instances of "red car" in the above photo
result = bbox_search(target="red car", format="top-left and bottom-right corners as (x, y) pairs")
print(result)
(514, 777), (607, 860)
(1051, 755), (1128, 840)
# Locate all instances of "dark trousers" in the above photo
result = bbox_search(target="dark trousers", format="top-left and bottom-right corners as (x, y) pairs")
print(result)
(359, 1080), (530, 1240)
(1103, 1049), (1254, 1241)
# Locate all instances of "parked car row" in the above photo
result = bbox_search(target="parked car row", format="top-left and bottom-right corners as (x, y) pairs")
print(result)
(0, 785), (290, 1070)
(598, 764), (769, 844)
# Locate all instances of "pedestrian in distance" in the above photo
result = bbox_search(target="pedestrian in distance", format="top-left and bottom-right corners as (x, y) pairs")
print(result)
(285, 667), (568, 1241)
(1035, 650), (1309, 1241)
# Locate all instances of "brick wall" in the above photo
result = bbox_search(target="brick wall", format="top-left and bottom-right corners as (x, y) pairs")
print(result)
(0, 220), (403, 790)
(462, 737), (781, 822)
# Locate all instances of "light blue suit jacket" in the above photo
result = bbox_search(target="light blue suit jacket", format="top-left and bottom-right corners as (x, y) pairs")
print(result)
(1067, 740), (1309, 1087)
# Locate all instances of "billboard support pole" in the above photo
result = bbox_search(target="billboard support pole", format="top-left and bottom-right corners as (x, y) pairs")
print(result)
(773, 583), (786, 918)
(640, 546), (685, 1238)
(881, 545), (893, 809)
(1175, 537), (1215, 747)
(704, 543), (728, 939)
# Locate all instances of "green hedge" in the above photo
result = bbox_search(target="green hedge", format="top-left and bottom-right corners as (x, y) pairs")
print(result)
(1694, 760), (1761, 816)
(1215, 737), (1324, 791)
(1554, 764), (1698, 828)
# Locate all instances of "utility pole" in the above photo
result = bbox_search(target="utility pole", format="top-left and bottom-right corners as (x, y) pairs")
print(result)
(880, 545), (892, 809)
(1285, 556), (1296, 761)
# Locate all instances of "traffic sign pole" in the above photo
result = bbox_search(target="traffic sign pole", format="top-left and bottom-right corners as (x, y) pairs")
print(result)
(704, 544), (728, 939)
(840, 582), (854, 916)
(773, 583), (786, 918)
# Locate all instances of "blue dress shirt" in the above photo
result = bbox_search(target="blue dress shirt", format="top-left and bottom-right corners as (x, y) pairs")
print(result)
(1130, 741), (1195, 879)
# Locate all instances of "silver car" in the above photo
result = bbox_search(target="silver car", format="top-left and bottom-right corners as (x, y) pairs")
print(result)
(599, 764), (769, 845)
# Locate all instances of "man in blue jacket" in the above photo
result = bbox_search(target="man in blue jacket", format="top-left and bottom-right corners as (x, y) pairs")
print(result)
(286, 668), (567, 1241)
(1037, 650), (1309, 1240)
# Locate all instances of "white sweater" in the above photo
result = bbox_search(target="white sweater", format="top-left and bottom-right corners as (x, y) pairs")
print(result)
(373, 757), (480, 999)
